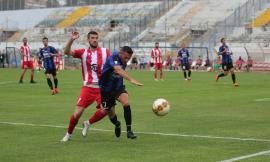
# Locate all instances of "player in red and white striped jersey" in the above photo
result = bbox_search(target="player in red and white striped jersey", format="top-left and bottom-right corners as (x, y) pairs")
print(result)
(61, 31), (110, 142)
(19, 37), (36, 83)
(151, 42), (163, 81)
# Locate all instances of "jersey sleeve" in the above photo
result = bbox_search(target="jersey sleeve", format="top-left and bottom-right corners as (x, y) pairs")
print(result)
(20, 46), (24, 55)
(51, 46), (57, 54)
(72, 49), (85, 59)
(106, 48), (110, 57)
(177, 50), (181, 57)
(108, 56), (121, 67)
(151, 49), (154, 58)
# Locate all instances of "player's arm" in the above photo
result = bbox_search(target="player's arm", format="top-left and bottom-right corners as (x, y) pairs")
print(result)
(114, 66), (143, 86)
(20, 46), (24, 56)
(64, 31), (79, 56)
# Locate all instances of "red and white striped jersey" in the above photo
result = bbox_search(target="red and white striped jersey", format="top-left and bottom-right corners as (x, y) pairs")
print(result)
(20, 44), (31, 62)
(73, 47), (110, 86)
(151, 48), (163, 64)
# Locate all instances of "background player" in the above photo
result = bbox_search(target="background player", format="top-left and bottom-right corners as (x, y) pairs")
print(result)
(61, 31), (110, 142)
(178, 43), (191, 81)
(151, 42), (163, 81)
(39, 37), (59, 94)
(19, 37), (36, 84)
(215, 38), (239, 87)
(97, 46), (143, 139)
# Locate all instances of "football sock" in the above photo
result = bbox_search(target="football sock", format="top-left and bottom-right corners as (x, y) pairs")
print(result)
(124, 105), (132, 132)
(54, 78), (58, 88)
(188, 70), (191, 77)
(30, 72), (34, 81)
(183, 71), (187, 78)
(89, 108), (106, 124)
(231, 73), (236, 83)
(154, 72), (157, 79)
(47, 78), (53, 90)
(20, 75), (24, 81)
(110, 115), (120, 127)
(218, 73), (225, 78)
(68, 114), (79, 134)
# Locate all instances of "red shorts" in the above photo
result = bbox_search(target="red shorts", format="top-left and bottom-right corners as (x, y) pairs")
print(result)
(22, 61), (33, 69)
(154, 63), (163, 69)
(76, 86), (101, 109)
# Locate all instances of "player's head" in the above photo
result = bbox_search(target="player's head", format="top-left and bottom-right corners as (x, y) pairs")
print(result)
(155, 42), (159, 48)
(42, 37), (49, 47)
(119, 46), (133, 65)
(87, 31), (98, 49)
(22, 37), (27, 45)
(220, 37), (226, 44)
(181, 42), (186, 48)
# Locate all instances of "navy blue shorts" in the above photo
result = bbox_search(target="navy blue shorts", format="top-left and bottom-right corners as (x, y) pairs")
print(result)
(101, 89), (128, 110)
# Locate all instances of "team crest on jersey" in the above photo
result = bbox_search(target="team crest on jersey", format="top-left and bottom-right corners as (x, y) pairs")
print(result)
(91, 64), (98, 72)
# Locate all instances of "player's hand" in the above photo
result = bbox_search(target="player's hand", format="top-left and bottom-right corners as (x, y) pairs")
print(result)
(71, 31), (79, 40)
(130, 78), (143, 86)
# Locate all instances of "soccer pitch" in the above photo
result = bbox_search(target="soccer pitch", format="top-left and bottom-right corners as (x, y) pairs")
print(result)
(0, 69), (270, 162)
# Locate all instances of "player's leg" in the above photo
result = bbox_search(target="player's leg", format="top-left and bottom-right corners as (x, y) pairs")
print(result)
(159, 65), (163, 81)
(45, 72), (55, 94)
(52, 70), (59, 93)
(230, 68), (239, 86)
(19, 68), (27, 83)
(61, 106), (85, 142)
(29, 61), (36, 83)
(154, 67), (158, 81)
(187, 65), (192, 80)
(216, 64), (228, 82)
(107, 106), (121, 137)
(62, 87), (93, 141)
(118, 92), (136, 139)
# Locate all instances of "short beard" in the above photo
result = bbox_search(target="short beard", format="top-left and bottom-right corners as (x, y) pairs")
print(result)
(90, 43), (98, 49)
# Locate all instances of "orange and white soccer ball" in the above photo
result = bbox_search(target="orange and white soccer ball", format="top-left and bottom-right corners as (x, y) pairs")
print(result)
(152, 98), (170, 116)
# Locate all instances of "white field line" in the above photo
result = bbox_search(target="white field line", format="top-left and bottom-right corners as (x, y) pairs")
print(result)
(0, 81), (16, 85)
(255, 98), (270, 102)
(0, 121), (270, 143)
(220, 150), (270, 162)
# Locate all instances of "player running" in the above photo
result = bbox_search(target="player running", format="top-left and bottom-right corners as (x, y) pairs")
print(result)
(19, 37), (36, 84)
(39, 37), (59, 94)
(61, 31), (110, 142)
(215, 38), (239, 87)
(82, 46), (143, 139)
(178, 43), (191, 81)
(151, 42), (163, 81)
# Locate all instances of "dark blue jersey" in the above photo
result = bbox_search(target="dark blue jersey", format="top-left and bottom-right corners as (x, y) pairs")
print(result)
(39, 46), (57, 70)
(178, 48), (189, 64)
(99, 50), (126, 92)
(218, 44), (233, 64)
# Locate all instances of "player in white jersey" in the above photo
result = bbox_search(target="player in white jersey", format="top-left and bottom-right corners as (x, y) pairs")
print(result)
(61, 31), (110, 142)
(19, 37), (36, 84)
(151, 42), (163, 81)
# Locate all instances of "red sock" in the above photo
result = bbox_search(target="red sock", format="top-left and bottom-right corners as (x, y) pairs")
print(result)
(67, 114), (79, 134)
(89, 108), (106, 124)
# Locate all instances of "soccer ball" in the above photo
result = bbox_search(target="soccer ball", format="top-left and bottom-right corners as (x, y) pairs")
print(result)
(207, 67), (212, 72)
(152, 98), (170, 116)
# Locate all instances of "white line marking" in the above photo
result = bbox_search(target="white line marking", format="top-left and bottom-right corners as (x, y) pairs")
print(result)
(0, 121), (270, 143)
(0, 81), (16, 85)
(220, 150), (270, 162)
(255, 98), (270, 102)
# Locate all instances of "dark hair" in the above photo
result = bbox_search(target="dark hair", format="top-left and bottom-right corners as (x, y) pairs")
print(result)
(155, 42), (159, 44)
(220, 37), (225, 42)
(42, 37), (48, 40)
(120, 46), (133, 55)
(87, 31), (98, 38)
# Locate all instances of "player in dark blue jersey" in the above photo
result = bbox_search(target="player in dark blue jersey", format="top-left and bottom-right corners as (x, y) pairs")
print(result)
(99, 46), (143, 139)
(178, 43), (191, 81)
(39, 37), (60, 94)
(215, 38), (239, 87)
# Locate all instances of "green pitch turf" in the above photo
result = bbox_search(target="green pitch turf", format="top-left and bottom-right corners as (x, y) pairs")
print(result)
(0, 69), (270, 162)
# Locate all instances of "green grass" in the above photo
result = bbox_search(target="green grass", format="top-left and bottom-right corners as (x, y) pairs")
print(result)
(0, 69), (270, 162)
